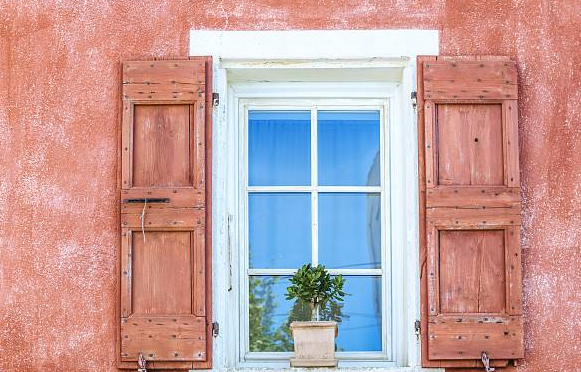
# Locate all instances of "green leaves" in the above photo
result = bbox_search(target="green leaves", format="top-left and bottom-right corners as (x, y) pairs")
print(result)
(286, 263), (347, 320)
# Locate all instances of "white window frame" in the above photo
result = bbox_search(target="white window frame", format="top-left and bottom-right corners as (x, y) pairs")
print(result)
(240, 97), (390, 362)
(190, 29), (440, 371)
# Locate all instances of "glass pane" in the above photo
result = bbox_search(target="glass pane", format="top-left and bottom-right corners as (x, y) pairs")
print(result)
(318, 193), (381, 269)
(249, 110), (311, 186)
(249, 276), (311, 352)
(335, 276), (383, 352)
(318, 110), (381, 186)
(249, 193), (311, 269)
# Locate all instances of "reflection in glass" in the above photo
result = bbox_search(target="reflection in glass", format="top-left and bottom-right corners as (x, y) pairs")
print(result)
(248, 275), (382, 352)
(249, 276), (310, 352)
(249, 110), (311, 186)
(318, 111), (381, 186)
(318, 193), (381, 269)
(336, 276), (382, 352)
(249, 193), (311, 269)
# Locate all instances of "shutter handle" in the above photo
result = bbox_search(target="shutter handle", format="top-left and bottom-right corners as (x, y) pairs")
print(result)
(122, 198), (169, 204)
(137, 352), (147, 372)
(481, 351), (495, 372)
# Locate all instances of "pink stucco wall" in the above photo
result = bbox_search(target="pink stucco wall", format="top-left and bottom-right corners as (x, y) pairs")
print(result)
(1, 1), (580, 371)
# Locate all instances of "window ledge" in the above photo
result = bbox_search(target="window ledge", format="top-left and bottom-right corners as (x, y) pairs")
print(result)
(193, 367), (443, 372)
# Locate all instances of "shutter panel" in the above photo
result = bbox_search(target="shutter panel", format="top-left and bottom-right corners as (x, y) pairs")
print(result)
(418, 56), (524, 369)
(118, 58), (212, 370)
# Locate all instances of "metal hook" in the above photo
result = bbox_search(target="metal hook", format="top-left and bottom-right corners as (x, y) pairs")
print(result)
(140, 198), (147, 243)
(481, 351), (495, 372)
(137, 352), (147, 372)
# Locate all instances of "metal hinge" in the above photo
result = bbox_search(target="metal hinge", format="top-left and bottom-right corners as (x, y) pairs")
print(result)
(212, 321), (220, 337)
(414, 319), (421, 340)
(212, 93), (219, 107)
(411, 91), (417, 109)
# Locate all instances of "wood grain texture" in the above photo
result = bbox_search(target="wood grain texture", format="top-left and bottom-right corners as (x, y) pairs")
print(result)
(439, 230), (505, 313)
(133, 104), (191, 187)
(131, 231), (192, 315)
(417, 55), (439, 368)
(426, 187), (520, 209)
(436, 104), (504, 186)
(418, 56), (523, 369)
(504, 100), (521, 187)
(428, 315), (523, 360)
(123, 60), (205, 101)
(424, 60), (517, 100)
(120, 210), (202, 229)
(121, 316), (206, 361)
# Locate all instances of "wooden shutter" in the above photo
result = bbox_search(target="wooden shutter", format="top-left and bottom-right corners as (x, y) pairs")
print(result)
(118, 58), (212, 370)
(418, 56), (524, 369)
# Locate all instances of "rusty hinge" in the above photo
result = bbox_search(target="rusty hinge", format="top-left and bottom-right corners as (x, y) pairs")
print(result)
(212, 321), (220, 337)
(212, 93), (219, 107)
(414, 319), (421, 340)
(411, 91), (417, 109)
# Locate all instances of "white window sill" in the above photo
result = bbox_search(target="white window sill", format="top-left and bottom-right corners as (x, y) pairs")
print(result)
(194, 367), (443, 372)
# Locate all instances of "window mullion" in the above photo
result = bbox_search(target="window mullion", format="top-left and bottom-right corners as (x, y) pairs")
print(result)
(311, 107), (318, 266)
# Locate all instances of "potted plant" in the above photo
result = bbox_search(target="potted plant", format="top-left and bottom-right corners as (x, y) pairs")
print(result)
(286, 264), (346, 367)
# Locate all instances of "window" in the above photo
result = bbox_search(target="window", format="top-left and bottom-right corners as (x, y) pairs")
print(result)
(240, 99), (391, 362)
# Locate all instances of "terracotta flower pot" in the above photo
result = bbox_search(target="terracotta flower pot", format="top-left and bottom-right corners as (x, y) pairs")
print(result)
(289, 321), (338, 367)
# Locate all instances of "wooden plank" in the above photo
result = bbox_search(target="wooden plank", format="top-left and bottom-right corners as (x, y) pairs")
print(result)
(424, 60), (517, 84)
(428, 315), (524, 360)
(427, 187), (520, 208)
(417, 55), (440, 369)
(192, 228), (206, 317)
(506, 226), (523, 315)
(131, 231), (193, 315)
(424, 101), (436, 188)
(424, 60), (517, 100)
(123, 85), (204, 102)
(191, 100), (206, 189)
(439, 230), (505, 314)
(121, 315), (206, 361)
(121, 229), (132, 318)
(120, 188), (204, 212)
(123, 60), (205, 85)
(132, 104), (192, 188)
(121, 100), (133, 189)
(504, 100), (520, 187)
(425, 82), (517, 100)
(426, 209), (521, 226)
(436, 103), (504, 186)
(200, 55), (214, 370)
(121, 210), (202, 229)
(426, 222), (439, 316)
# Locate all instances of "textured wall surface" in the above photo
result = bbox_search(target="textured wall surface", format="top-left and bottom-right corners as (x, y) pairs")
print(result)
(1, 0), (580, 371)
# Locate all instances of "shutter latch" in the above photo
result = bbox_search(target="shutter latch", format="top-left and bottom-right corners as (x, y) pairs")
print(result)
(414, 319), (421, 340)
(481, 351), (495, 372)
(212, 93), (220, 107)
(137, 352), (147, 372)
(212, 321), (220, 337)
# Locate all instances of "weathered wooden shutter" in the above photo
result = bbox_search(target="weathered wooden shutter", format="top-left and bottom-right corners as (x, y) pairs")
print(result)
(118, 58), (212, 370)
(418, 56), (524, 369)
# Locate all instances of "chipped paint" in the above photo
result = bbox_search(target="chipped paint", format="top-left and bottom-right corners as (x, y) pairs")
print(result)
(1, 0), (580, 371)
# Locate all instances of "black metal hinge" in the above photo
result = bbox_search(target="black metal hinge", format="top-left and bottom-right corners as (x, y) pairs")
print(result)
(212, 93), (219, 107)
(212, 321), (220, 337)
(414, 319), (421, 340)
(411, 91), (417, 109)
